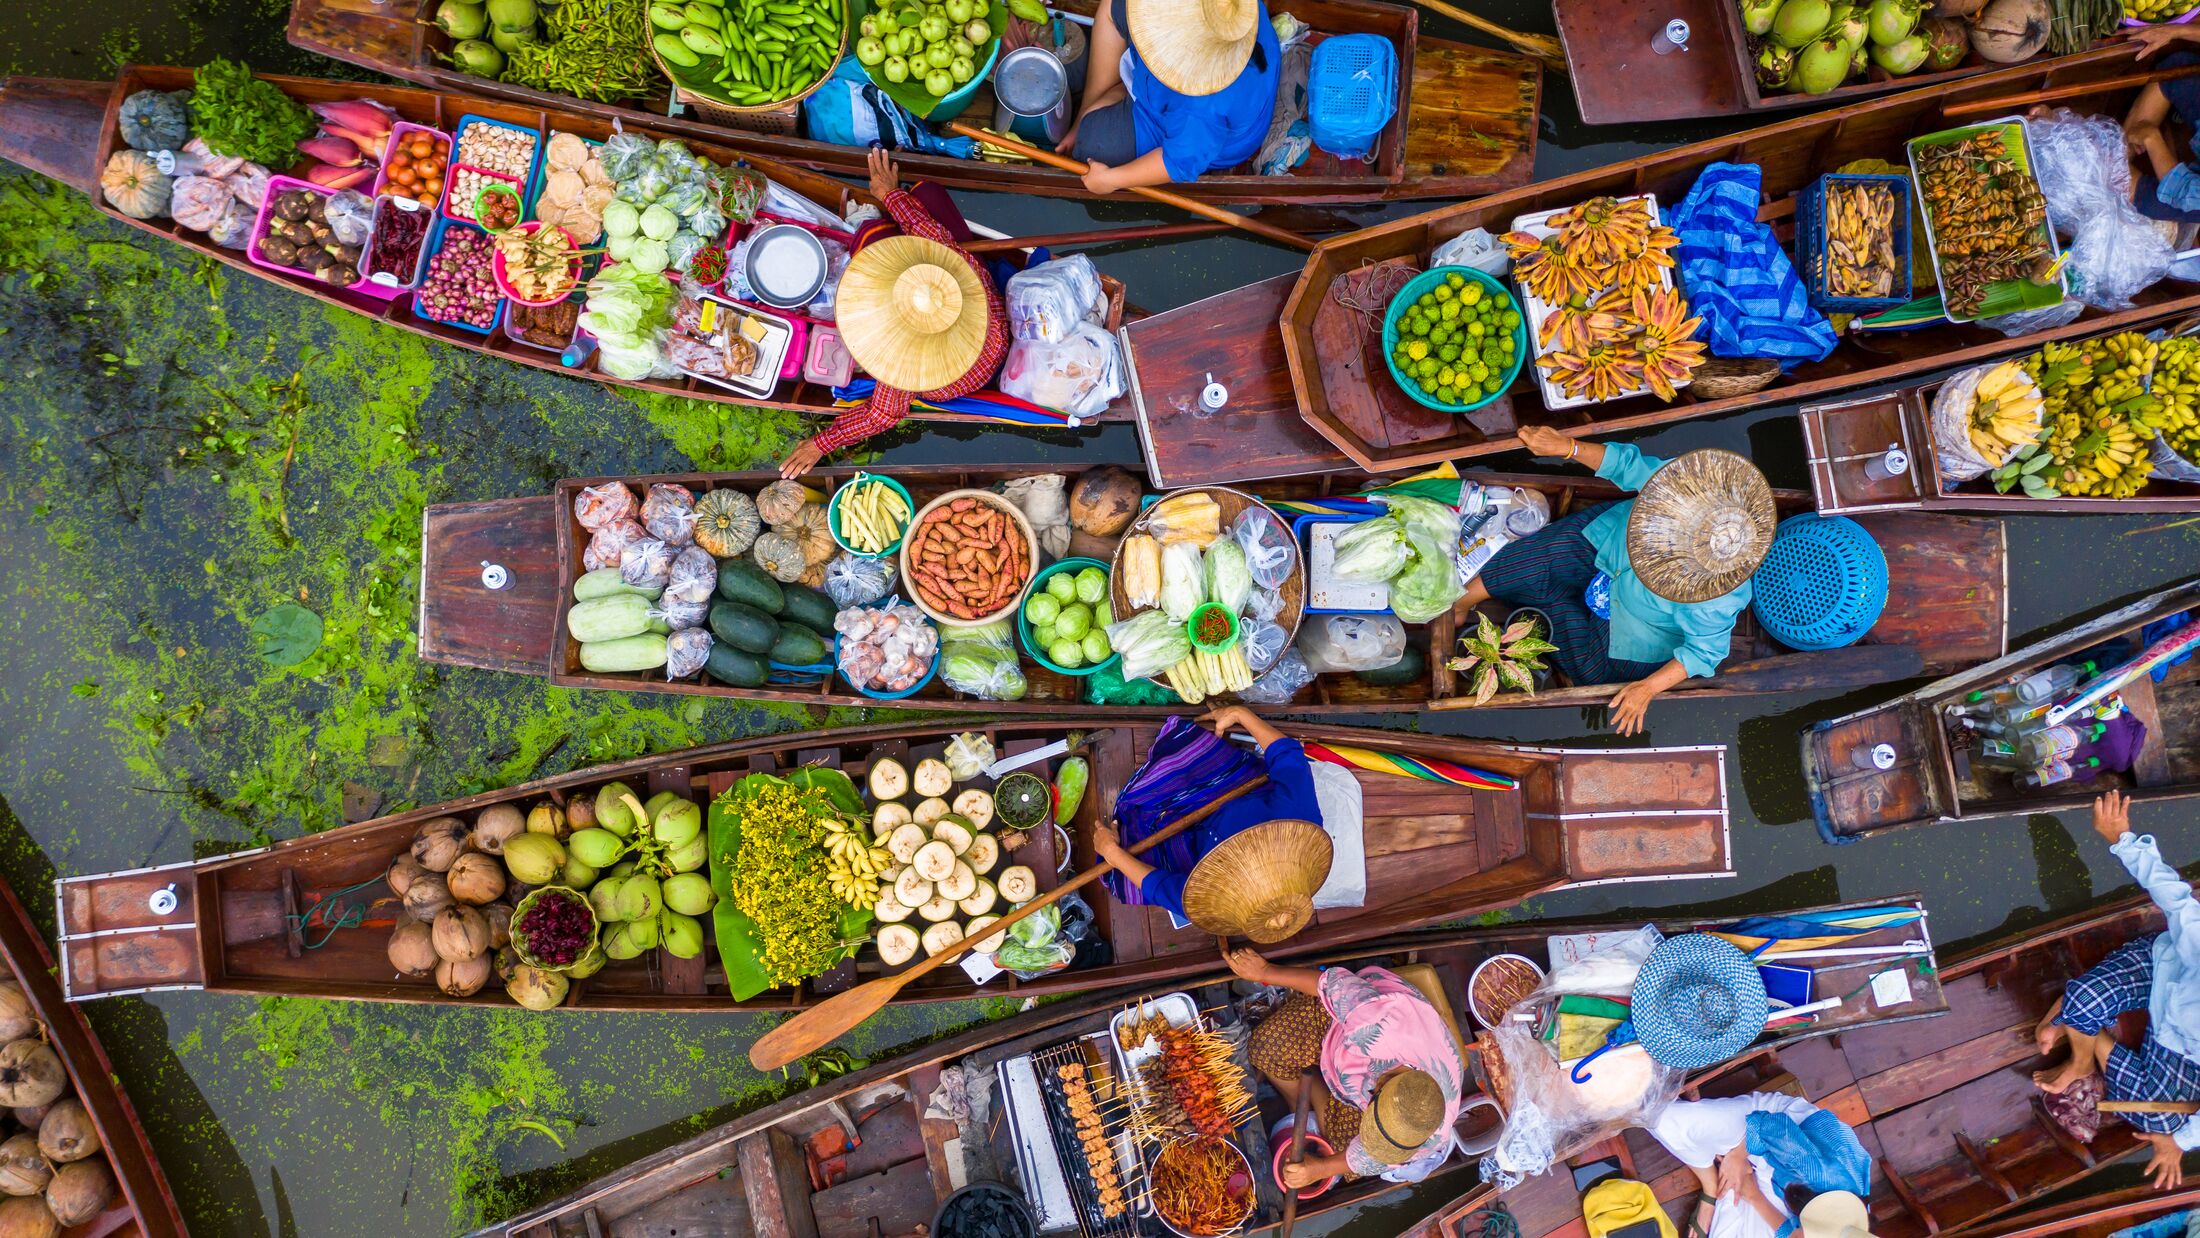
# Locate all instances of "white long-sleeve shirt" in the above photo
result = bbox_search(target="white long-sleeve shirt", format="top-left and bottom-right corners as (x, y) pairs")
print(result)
(2109, 832), (2200, 1150)
(1647, 1093), (1825, 1238)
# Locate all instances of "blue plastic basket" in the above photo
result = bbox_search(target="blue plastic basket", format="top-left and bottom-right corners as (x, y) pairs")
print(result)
(1291, 513), (1394, 615)
(412, 218), (507, 336)
(1794, 173), (1912, 315)
(1309, 33), (1397, 160)
(1751, 514), (1889, 651)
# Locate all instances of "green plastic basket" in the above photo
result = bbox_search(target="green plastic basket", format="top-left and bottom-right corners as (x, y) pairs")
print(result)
(827, 473), (914, 558)
(1016, 556), (1119, 677)
(1381, 265), (1527, 413)
(1187, 602), (1239, 654)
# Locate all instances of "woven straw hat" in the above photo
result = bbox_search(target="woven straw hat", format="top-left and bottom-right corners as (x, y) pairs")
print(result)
(1629, 934), (1769, 1070)
(1798, 1192), (1878, 1238)
(1626, 449), (1777, 604)
(1180, 819), (1331, 944)
(1126, 0), (1261, 96)
(1360, 1069), (1445, 1165)
(836, 235), (988, 392)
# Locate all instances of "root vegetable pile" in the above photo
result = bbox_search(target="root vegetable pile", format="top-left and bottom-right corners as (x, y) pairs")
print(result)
(907, 495), (1030, 620)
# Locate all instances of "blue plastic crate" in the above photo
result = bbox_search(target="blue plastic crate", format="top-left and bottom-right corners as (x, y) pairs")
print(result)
(412, 217), (506, 336)
(1752, 513), (1888, 651)
(1794, 173), (1912, 315)
(1309, 33), (1397, 161)
(1292, 512), (1395, 615)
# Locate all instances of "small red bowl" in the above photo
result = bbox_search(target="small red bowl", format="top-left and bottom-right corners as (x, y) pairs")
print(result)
(1270, 1130), (1338, 1201)
(491, 221), (582, 307)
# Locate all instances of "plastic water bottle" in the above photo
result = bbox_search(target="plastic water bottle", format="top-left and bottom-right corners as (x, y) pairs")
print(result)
(1977, 723), (2104, 769)
(2023, 756), (2101, 788)
(2014, 661), (2095, 705)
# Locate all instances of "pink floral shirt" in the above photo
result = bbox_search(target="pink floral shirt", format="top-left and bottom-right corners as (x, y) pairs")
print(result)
(1318, 965), (1465, 1182)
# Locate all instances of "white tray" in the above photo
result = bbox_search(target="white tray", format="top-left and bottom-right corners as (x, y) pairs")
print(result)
(1904, 116), (2066, 325)
(1110, 991), (1201, 1094)
(676, 295), (795, 400)
(1306, 521), (1392, 612)
(1508, 193), (1688, 412)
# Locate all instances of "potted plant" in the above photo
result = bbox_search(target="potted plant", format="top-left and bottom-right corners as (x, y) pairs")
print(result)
(1447, 611), (1558, 705)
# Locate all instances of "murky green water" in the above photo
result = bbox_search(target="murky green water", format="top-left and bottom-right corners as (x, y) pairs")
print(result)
(1, 3), (2197, 1235)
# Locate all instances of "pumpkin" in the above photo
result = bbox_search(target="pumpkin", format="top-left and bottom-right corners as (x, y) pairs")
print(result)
(100, 151), (172, 220)
(751, 530), (808, 582)
(799, 559), (830, 589)
(693, 488), (761, 558)
(781, 503), (835, 568)
(755, 479), (813, 526)
(118, 90), (192, 153)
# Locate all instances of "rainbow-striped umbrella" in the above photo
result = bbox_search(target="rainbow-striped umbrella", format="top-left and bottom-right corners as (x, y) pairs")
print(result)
(1301, 740), (1517, 791)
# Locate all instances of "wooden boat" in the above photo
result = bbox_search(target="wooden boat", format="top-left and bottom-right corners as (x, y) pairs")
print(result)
(424, 462), (2006, 712)
(0, 875), (186, 1238)
(1123, 49), (2200, 489)
(1550, 3), (2144, 125)
(1805, 576), (2200, 844)
(0, 67), (1135, 430)
(466, 896), (1941, 1237)
(54, 716), (1734, 1011)
(1406, 891), (2167, 1238)
(285, 0), (1542, 206)
(1945, 1184), (2200, 1238)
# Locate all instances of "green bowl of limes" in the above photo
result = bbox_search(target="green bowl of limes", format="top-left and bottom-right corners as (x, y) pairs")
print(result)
(1383, 266), (1526, 413)
(1017, 557), (1119, 677)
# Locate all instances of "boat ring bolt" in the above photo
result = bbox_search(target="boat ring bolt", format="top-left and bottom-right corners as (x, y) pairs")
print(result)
(1200, 373), (1230, 412)
(147, 884), (179, 916)
(1654, 18), (1691, 52)
(481, 561), (510, 590)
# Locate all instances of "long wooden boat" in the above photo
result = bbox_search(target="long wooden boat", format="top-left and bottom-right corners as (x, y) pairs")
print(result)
(286, 0), (1542, 206)
(54, 716), (1733, 1010)
(467, 896), (1943, 1237)
(1405, 892), (2166, 1238)
(1805, 576), (2200, 844)
(1551, 0), (2143, 125)
(0, 67), (1135, 430)
(1124, 48), (2200, 489)
(425, 462), (2006, 712)
(0, 875), (187, 1238)
(1946, 1185), (2200, 1238)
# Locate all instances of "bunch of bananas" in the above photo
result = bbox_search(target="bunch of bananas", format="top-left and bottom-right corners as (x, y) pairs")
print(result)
(820, 816), (894, 908)
(2020, 331), (2160, 498)
(2147, 336), (2200, 459)
(1537, 287), (1705, 403)
(1962, 360), (2045, 465)
(1502, 195), (1679, 309)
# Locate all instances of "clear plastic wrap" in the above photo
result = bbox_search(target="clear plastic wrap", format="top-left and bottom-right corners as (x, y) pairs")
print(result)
(575, 481), (639, 529)
(1159, 542), (1205, 622)
(641, 482), (698, 546)
(226, 162), (271, 208)
(1004, 254), (1105, 344)
(999, 474), (1071, 561)
(996, 323), (1124, 418)
(667, 231), (710, 276)
(204, 199), (254, 250)
(665, 627), (713, 679)
(1204, 539), (1253, 615)
(823, 552), (897, 609)
(326, 190), (374, 247)
(1297, 613), (1408, 673)
(663, 545), (718, 606)
(170, 176), (233, 232)
(835, 601), (939, 694)
(1242, 620), (1288, 672)
(944, 732), (996, 780)
(939, 621), (1029, 700)
(1927, 364), (2000, 484)
(2026, 108), (2173, 314)
(661, 180), (710, 219)
(621, 537), (677, 590)
(1233, 507), (1295, 590)
(1245, 588), (1284, 624)
(652, 598), (710, 631)
(1107, 609), (1192, 680)
(600, 131), (656, 182)
(583, 518), (648, 571)
(1430, 227), (1510, 277)
(1239, 648), (1315, 704)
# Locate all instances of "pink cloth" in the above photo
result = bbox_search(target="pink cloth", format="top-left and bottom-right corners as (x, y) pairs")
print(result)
(1318, 965), (1466, 1181)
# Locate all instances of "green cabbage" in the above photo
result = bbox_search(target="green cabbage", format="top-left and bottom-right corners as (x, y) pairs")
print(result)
(1381, 496), (1465, 623)
(1330, 516), (1408, 582)
(1204, 538), (1252, 613)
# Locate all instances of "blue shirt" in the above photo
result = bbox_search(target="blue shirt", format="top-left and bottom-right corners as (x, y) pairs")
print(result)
(1582, 442), (1751, 679)
(1139, 736), (1321, 919)
(1125, 5), (1281, 183)
(2110, 831), (2200, 1151)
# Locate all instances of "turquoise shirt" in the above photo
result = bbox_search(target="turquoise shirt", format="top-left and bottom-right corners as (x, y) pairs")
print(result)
(1582, 442), (1750, 679)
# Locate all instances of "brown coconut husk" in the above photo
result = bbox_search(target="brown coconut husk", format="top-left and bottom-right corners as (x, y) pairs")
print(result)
(34, 1101), (96, 1166)
(1179, 819), (1332, 944)
(44, 1158), (113, 1228)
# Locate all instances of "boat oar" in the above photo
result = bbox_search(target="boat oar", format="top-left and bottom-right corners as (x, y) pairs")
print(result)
(962, 221), (1235, 253)
(1941, 58), (2200, 120)
(939, 121), (1318, 252)
(748, 775), (1270, 1072)
(1279, 1067), (1317, 1238)
(1404, 0), (1568, 74)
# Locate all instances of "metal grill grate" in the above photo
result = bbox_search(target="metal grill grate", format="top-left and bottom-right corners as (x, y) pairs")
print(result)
(1032, 1039), (1144, 1238)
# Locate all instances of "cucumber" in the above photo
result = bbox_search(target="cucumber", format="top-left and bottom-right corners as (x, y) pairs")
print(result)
(716, 558), (785, 612)
(704, 642), (768, 687)
(654, 31), (702, 65)
(708, 600), (781, 654)
(568, 593), (653, 643)
(778, 583), (837, 635)
(1353, 644), (1428, 687)
(580, 634), (669, 673)
(574, 568), (662, 602)
(768, 625), (829, 667)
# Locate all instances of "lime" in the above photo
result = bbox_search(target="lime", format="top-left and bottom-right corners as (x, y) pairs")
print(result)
(1406, 339), (1429, 361)
(1440, 344), (1461, 363)
(1418, 376), (1437, 393)
(1446, 272), (1465, 289)
(1081, 629), (1111, 664)
(1463, 282), (1483, 305)
(1501, 310), (1521, 328)
(1054, 603), (1091, 641)
(1433, 284), (1453, 301)
(1024, 592), (1061, 626)
(1469, 321), (1485, 338)
(1440, 300), (1461, 320)
(1461, 384), (1483, 403)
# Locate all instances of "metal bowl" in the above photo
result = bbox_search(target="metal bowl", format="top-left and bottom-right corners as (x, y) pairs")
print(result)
(743, 223), (829, 309)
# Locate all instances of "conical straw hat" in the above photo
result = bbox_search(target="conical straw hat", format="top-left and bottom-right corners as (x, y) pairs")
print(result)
(1126, 0), (1261, 96)
(1181, 818), (1331, 944)
(1625, 449), (1777, 604)
(836, 235), (989, 392)
(1361, 1069), (1446, 1164)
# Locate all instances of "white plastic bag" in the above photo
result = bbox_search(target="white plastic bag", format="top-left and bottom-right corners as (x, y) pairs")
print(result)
(1431, 227), (1509, 277)
(2027, 108), (2173, 313)
(1297, 613), (1407, 673)
(1239, 648), (1315, 704)
(1242, 621), (1288, 672)
(998, 323), (1124, 418)
(1928, 363), (2000, 484)
(1000, 474), (1071, 560)
(1233, 507), (1294, 591)
(1308, 762), (1366, 910)
(1005, 255), (1104, 344)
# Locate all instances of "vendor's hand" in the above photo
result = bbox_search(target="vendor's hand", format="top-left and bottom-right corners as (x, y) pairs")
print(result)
(2145, 1131), (2187, 1190)
(1280, 1159), (1327, 1190)
(2130, 121), (2163, 159)
(1055, 114), (1083, 155)
(778, 438), (825, 480)
(866, 145), (900, 201)
(1518, 425), (1581, 460)
(1092, 822), (1128, 863)
(1608, 676), (1664, 737)
(1716, 1142), (1752, 1200)
(1081, 159), (1116, 194)
(1224, 944), (1273, 985)
(2092, 788), (2133, 844)
(1200, 705), (1258, 737)
(2123, 23), (2200, 59)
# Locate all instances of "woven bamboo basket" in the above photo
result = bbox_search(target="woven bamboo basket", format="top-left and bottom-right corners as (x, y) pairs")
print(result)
(1687, 357), (1781, 400)
(647, 15), (849, 135)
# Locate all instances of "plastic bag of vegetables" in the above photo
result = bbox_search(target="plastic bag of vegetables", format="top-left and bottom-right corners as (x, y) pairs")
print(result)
(600, 131), (656, 182)
(944, 732), (996, 780)
(1234, 506), (1296, 590)
(1383, 495), (1465, 624)
(939, 621), (1029, 701)
(995, 903), (1074, 978)
(1204, 538), (1253, 615)
(1330, 515), (1410, 582)
(823, 552), (897, 609)
(1159, 542), (1205, 622)
(580, 263), (680, 380)
(1107, 608), (1193, 680)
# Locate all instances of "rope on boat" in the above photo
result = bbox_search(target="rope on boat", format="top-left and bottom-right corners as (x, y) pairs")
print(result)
(1459, 1203), (1520, 1238)
(289, 877), (384, 950)
(1329, 257), (1422, 335)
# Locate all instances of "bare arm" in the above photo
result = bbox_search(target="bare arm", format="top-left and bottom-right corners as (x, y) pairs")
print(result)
(1084, 149), (1174, 193)
(1226, 945), (1323, 996)
(1203, 705), (1286, 752)
(1609, 659), (1691, 737)
(1518, 425), (1604, 470)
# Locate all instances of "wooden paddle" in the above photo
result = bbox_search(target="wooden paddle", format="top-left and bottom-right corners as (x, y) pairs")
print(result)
(1279, 1066), (1318, 1238)
(1427, 644), (1924, 712)
(1942, 58), (2200, 120)
(962, 220), (1235, 253)
(940, 121), (1318, 252)
(748, 775), (1270, 1071)
(1405, 0), (1568, 74)
(2101, 1099), (2200, 1114)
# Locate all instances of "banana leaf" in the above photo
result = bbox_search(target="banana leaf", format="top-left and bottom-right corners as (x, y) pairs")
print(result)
(707, 783), (777, 1001)
(791, 765), (865, 817)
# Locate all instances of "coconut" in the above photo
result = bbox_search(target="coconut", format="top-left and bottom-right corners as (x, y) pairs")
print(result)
(1742, 0), (1783, 34)
(1794, 36), (1853, 93)
(470, 804), (526, 855)
(0, 1046), (62, 1113)
(43, 1158), (112, 1228)
(565, 944), (608, 980)
(386, 920), (438, 977)
(385, 855), (430, 900)
(446, 852), (508, 906)
(1970, 0), (2048, 61)
(33, 1103), (95, 1166)
(563, 795), (596, 831)
(492, 946), (522, 984)
(411, 817), (469, 872)
(1922, 14), (1969, 66)
(402, 872), (455, 923)
(526, 802), (567, 839)
(506, 966), (570, 1011)
(483, 903), (514, 950)
(432, 906), (491, 962)
(0, 1195), (55, 1238)
(5, 1112), (44, 1135)
(1771, 0), (1832, 47)
(502, 834), (567, 886)
(1872, 33), (1929, 71)
(437, 953), (492, 998)
(1867, 0), (1919, 44)
(1069, 466), (1142, 536)
(0, 1137), (48, 1197)
(0, 991), (35, 1047)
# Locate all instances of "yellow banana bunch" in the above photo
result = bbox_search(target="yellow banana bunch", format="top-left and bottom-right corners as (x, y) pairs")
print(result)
(1965, 360), (2044, 462)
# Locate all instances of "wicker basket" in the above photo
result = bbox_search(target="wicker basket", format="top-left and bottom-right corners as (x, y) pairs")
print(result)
(1687, 357), (1781, 400)
(647, 17), (848, 136)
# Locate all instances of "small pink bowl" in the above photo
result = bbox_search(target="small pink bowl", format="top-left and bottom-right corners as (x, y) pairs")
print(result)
(1270, 1130), (1338, 1201)
(491, 221), (581, 307)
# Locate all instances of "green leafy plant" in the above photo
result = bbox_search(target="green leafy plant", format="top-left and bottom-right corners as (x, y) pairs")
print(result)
(250, 603), (324, 666)
(188, 58), (316, 167)
(1446, 611), (1557, 705)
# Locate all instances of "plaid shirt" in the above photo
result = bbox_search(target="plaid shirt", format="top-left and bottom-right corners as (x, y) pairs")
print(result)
(810, 189), (1009, 456)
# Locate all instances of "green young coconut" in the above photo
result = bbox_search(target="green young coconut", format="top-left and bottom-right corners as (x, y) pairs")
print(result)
(1794, 36), (1855, 92)
(1772, 0), (1833, 47)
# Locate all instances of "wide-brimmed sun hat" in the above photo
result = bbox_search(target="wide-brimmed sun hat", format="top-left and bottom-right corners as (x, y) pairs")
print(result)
(1180, 818), (1331, 944)
(1629, 933), (1768, 1069)
(1798, 1191), (1877, 1238)
(1626, 449), (1777, 604)
(1125, 0), (1261, 96)
(835, 235), (988, 392)
(1359, 1069), (1444, 1165)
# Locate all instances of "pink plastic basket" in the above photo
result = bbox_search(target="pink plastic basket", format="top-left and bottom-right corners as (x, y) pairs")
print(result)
(246, 174), (372, 294)
(491, 222), (583, 306)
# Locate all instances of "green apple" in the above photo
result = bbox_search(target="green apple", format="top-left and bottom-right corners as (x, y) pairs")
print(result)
(946, 0), (973, 20)
(859, 12), (880, 35)
(920, 13), (951, 40)
(925, 67), (953, 95)
(950, 54), (974, 82)
(875, 8), (900, 32)
(964, 17), (990, 42)
(926, 41), (954, 68)
(856, 34), (886, 63)
(949, 34), (973, 57)
(883, 53), (910, 81)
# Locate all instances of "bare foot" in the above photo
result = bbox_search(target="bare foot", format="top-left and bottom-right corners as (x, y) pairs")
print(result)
(2032, 1057), (2095, 1094)
(2036, 998), (2067, 1056)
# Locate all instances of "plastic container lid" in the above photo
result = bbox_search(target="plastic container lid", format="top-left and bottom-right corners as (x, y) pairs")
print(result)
(745, 224), (829, 308)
